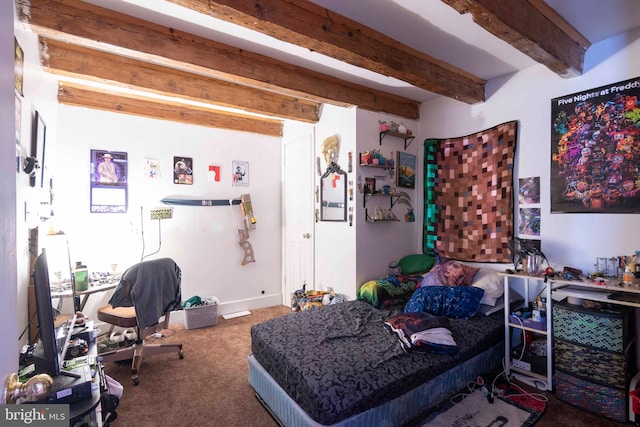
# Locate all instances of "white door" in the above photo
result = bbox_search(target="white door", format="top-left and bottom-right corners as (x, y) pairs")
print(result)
(283, 131), (315, 305)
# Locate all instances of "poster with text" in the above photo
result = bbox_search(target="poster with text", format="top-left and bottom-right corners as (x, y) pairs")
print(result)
(90, 150), (128, 213)
(550, 76), (640, 213)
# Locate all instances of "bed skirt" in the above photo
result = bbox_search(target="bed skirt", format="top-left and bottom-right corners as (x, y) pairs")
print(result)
(248, 340), (504, 427)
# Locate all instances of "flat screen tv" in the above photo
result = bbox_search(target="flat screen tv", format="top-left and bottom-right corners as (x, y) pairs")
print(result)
(32, 249), (77, 378)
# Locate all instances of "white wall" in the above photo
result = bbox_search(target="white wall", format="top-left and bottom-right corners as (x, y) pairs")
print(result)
(355, 110), (421, 286)
(418, 29), (640, 275)
(1, 1), (18, 382)
(12, 20), (286, 322)
(50, 104), (283, 318)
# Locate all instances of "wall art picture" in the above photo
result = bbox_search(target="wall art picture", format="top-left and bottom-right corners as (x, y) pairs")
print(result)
(550, 76), (640, 213)
(90, 149), (128, 213)
(423, 121), (517, 263)
(396, 151), (416, 189)
(232, 160), (249, 186)
(30, 110), (46, 188)
(208, 164), (221, 182)
(519, 207), (541, 236)
(174, 157), (193, 185)
(518, 177), (540, 204)
(144, 157), (161, 180)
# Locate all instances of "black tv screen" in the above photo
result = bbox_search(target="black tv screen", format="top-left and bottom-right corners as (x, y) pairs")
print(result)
(32, 249), (61, 377)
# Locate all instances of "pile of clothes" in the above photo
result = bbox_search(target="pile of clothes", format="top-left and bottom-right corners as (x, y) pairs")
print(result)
(290, 285), (345, 311)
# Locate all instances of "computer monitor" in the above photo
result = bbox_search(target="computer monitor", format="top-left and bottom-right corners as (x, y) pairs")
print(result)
(32, 249), (78, 378)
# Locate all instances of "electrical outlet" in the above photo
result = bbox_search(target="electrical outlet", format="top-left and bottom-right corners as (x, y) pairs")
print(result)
(150, 207), (173, 220)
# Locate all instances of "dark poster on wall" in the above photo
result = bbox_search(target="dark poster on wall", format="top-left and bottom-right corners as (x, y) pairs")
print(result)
(90, 149), (128, 213)
(550, 76), (640, 213)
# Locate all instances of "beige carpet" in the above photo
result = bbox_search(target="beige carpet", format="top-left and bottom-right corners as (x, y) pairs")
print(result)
(102, 305), (290, 427)
(102, 304), (628, 427)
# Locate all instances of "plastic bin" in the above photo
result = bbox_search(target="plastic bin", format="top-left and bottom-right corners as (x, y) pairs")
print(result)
(184, 297), (218, 329)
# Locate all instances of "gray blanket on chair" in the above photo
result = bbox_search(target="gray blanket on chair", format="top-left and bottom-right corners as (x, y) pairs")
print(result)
(109, 258), (182, 329)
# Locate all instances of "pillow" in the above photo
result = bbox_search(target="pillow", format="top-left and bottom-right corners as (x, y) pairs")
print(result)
(420, 258), (479, 287)
(404, 285), (485, 319)
(398, 254), (436, 275)
(471, 268), (504, 306)
(477, 288), (524, 316)
(357, 276), (419, 308)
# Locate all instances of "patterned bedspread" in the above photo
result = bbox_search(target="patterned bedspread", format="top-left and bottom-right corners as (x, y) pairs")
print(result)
(250, 300), (504, 425)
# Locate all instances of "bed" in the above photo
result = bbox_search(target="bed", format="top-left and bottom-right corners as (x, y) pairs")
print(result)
(249, 258), (514, 426)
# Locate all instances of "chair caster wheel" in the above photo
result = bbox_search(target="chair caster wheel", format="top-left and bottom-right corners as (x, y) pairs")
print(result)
(178, 351), (184, 360)
(132, 376), (139, 386)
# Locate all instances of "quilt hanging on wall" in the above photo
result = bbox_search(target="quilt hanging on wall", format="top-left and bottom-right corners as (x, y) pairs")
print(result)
(424, 121), (517, 263)
(551, 76), (640, 213)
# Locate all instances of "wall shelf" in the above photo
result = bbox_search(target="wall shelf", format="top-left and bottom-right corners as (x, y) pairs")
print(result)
(379, 130), (416, 149)
(359, 163), (393, 170)
(363, 192), (401, 222)
(358, 152), (394, 170)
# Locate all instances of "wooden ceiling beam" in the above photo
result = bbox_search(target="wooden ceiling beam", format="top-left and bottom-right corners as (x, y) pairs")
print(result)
(441, 0), (590, 78)
(16, 0), (421, 119)
(167, 0), (486, 104)
(41, 38), (320, 123)
(57, 82), (284, 137)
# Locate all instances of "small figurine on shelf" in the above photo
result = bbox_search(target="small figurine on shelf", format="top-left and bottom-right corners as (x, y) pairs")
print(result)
(379, 120), (390, 132)
(405, 208), (415, 222)
(398, 122), (407, 134)
(390, 121), (400, 132)
(361, 151), (372, 164)
(387, 152), (395, 167)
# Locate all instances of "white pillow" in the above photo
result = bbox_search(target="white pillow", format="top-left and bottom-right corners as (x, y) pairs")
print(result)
(478, 289), (524, 316)
(471, 268), (504, 306)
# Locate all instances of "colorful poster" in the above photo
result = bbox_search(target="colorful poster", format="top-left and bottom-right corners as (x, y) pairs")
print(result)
(174, 156), (193, 185)
(519, 208), (540, 236)
(90, 150), (128, 213)
(550, 77), (640, 213)
(518, 177), (540, 204)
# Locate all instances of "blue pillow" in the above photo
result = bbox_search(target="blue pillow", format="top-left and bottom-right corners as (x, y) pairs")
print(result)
(404, 286), (485, 319)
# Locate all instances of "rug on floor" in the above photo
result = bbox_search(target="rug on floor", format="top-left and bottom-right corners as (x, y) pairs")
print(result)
(420, 387), (545, 427)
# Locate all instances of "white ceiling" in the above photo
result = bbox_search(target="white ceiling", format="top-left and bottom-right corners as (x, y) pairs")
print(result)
(47, 0), (640, 103)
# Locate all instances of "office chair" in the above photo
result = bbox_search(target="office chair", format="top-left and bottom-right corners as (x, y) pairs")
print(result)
(97, 258), (184, 385)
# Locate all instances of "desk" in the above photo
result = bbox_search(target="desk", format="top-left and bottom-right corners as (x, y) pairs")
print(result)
(51, 277), (120, 311)
(498, 272), (640, 402)
(77, 282), (119, 310)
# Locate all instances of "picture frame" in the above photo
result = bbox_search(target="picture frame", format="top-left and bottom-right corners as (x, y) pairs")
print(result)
(232, 160), (249, 186)
(396, 151), (416, 189)
(364, 177), (376, 194)
(30, 110), (46, 188)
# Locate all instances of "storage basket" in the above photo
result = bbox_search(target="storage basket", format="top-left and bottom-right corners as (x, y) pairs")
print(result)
(555, 370), (627, 423)
(555, 338), (627, 388)
(553, 302), (629, 353)
(184, 298), (218, 329)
